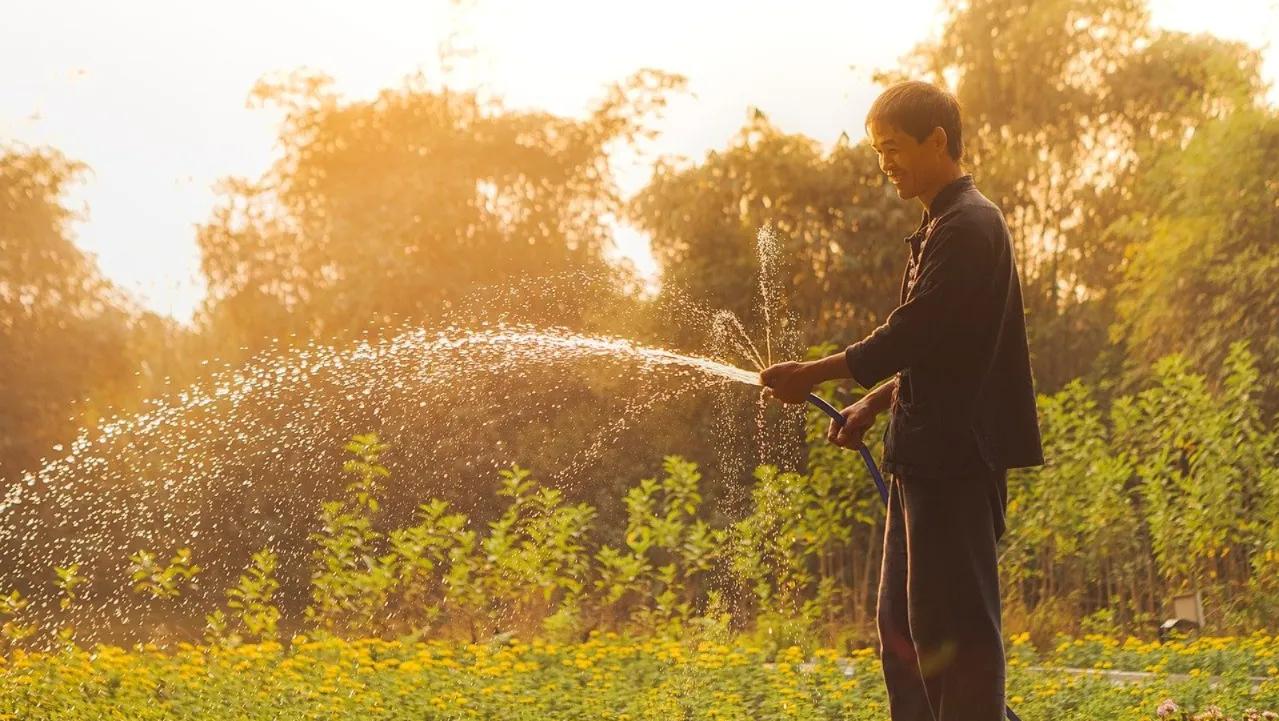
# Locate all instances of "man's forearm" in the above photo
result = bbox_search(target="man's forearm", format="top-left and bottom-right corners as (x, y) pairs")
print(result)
(798, 351), (898, 412)
(800, 352), (855, 386)
(862, 375), (898, 414)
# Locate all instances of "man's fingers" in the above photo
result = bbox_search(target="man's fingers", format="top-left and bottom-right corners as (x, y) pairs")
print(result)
(837, 422), (867, 448)
(827, 418), (840, 443)
(767, 388), (806, 404)
(830, 422), (854, 448)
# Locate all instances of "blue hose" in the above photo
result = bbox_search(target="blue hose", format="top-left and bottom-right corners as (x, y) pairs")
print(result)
(805, 393), (1024, 721)
(805, 393), (889, 503)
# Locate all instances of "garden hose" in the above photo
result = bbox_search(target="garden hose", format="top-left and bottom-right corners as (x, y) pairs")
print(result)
(805, 393), (890, 503)
(804, 393), (1024, 721)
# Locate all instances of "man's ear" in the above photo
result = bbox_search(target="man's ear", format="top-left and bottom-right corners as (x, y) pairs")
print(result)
(928, 126), (949, 157)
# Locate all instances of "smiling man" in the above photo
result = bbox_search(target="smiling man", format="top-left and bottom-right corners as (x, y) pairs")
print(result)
(760, 80), (1044, 721)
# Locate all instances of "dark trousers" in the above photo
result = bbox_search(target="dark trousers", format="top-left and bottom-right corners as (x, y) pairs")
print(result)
(876, 465), (1008, 721)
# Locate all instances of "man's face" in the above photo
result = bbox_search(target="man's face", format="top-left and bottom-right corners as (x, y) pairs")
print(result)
(867, 119), (939, 201)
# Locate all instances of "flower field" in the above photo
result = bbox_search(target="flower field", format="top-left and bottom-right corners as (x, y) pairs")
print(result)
(3, 633), (1277, 721)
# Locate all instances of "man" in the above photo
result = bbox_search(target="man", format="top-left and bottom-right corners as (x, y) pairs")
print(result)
(760, 80), (1044, 721)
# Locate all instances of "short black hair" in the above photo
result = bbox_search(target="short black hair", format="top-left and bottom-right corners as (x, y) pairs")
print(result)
(866, 81), (963, 162)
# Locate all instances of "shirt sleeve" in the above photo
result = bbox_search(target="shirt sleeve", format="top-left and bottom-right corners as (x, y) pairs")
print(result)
(844, 220), (991, 389)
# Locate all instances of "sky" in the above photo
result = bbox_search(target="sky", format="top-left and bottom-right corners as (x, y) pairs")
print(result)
(3, 0), (1277, 323)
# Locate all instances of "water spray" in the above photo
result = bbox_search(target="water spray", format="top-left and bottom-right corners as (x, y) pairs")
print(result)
(803, 392), (1024, 721)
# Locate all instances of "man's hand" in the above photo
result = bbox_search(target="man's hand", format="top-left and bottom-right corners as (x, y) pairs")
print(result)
(760, 352), (853, 404)
(828, 400), (878, 449)
(759, 361), (816, 404)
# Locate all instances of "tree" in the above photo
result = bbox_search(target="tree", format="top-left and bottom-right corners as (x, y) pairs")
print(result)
(1109, 109), (1279, 411)
(630, 110), (914, 356)
(196, 68), (685, 358)
(0, 148), (133, 477)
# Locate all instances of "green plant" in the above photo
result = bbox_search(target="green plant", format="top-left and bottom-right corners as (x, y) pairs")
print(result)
(594, 456), (724, 634)
(479, 466), (596, 637)
(0, 590), (34, 647)
(53, 564), (85, 611)
(53, 563), (85, 647)
(385, 499), (472, 634)
(227, 548), (281, 643)
(306, 433), (396, 636)
(127, 548), (200, 600)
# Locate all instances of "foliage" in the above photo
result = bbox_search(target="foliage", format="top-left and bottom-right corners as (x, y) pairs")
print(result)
(0, 147), (141, 478)
(52, 564), (85, 647)
(2, 633), (1277, 721)
(225, 548), (281, 644)
(53, 564), (84, 612)
(383, 499), (472, 635)
(629, 113), (913, 349)
(281, 342), (1274, 643)
(306, 434), (395, 636)
(0, 592), (33, 648)
(1004, 341), (1279, 634)
(475, 466), (596, 641)
(1110, 109), (1279, 409)
(195, 69), (683, 357)
(127, 548), (200, 601)
(10, 332), (1279, 650)
(592, 456), (723, 634)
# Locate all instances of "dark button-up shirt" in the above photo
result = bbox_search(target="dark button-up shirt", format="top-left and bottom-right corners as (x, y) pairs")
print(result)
(844, 174), (1045, 476)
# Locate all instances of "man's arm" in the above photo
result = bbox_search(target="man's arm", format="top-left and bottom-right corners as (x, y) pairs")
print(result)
(810, 358), (897, 412)
(843, 221), (990, 388)
(760, 354), (898, 407)
(760, 220), (988, 403)
(862, 373), (898, 414)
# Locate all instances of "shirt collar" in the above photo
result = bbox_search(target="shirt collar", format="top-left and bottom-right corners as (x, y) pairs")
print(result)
(903, 174), (974, 243)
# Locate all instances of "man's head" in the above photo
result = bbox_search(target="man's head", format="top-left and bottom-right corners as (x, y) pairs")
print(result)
(865, 81), (963, 202)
